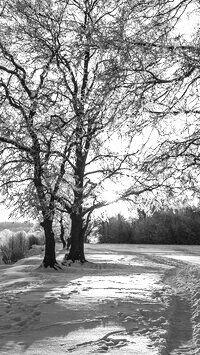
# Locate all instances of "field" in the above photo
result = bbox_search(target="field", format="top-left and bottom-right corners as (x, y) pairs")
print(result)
(0, 243), (200, 354)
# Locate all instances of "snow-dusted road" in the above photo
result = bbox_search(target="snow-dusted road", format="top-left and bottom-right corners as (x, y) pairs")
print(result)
(0, 244), (200, 354)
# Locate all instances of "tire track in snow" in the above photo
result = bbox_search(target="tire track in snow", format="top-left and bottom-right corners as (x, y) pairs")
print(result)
(143, 256), (198, 355)
(165, 294), (195, 355)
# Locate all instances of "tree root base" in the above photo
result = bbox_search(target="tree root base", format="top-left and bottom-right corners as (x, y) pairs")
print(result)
(39, 261), (63, 271)
(61, 259), (88, 267)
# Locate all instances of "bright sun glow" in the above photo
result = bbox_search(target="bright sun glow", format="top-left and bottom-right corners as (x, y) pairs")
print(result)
(101, 190), (118, 203)
(97, 187), (135, 218)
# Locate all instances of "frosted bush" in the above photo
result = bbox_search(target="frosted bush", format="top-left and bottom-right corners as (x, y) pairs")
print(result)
(0, 228), (45, 264)
(0, 229), (13, 247)
(0, 231), (29, 264)
(1, 232), (27, 264)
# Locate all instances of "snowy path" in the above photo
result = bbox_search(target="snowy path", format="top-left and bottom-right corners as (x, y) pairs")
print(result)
(0, 244), (200, 354)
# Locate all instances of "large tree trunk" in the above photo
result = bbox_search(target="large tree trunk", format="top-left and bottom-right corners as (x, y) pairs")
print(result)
(62, 107), (88, 265)
(40, 218), (61, 269)
(62, 212), (86, 264)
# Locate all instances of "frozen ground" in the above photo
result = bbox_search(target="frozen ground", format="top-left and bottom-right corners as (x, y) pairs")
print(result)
(1, 244), (200, 354)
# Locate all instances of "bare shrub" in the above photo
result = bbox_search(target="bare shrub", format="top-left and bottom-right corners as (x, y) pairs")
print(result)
(0, 229), (45, 264)
(0, 231), (28, 264)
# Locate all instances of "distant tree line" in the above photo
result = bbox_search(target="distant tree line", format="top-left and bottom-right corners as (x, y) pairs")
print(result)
(97, 207), (200, 245)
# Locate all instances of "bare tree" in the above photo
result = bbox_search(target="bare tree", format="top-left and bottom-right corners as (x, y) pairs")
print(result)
(0, 0), (195, 267)
(0, 1), (74, 268)
(139, 1), (200, 203)
(49, 0), (181, 263)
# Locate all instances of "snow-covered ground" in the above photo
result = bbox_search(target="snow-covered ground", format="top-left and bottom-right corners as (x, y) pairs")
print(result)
(1, 243), (200, 354)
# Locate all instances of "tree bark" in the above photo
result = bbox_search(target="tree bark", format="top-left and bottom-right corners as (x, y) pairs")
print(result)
(62, 212), (86, 264)
(40, 218), (61, 269)
(59, 217), (66, 249)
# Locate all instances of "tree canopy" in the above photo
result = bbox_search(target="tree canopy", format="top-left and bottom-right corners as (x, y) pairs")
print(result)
(0, 0), (199, 267)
